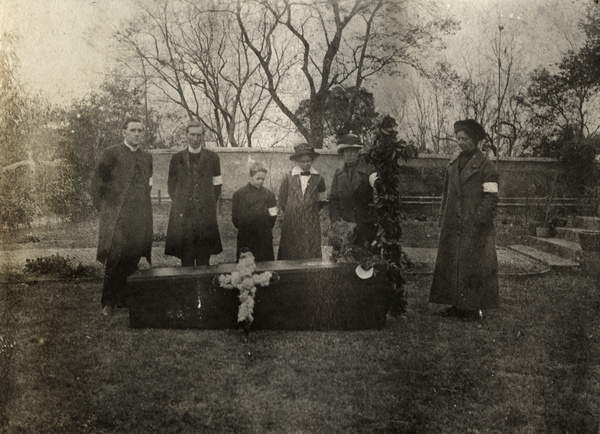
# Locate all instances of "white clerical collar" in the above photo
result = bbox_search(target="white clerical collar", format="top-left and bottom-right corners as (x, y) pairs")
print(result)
(123, 140), (139, 152)
(292, 166), (318, 176)
(188, 145), (202, 154)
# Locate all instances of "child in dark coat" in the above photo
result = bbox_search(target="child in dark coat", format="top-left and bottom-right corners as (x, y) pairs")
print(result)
(232, 162), (278, 262)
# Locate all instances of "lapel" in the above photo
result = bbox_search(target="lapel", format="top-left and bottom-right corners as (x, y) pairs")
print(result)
(448, 154), (462, 195)
(119, 144), (136, 186)
(291, 174), (304, 198)
(183, 149), (190, 173)
(338, 166), (358, 193)
(459, 151), (485, 185)
(304, 174), (318, 198)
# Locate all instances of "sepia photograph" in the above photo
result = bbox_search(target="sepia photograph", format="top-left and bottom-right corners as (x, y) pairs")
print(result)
(1, 0), (599, 432)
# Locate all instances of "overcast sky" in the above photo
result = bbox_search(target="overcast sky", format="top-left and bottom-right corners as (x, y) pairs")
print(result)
(0, 0), (592, 107)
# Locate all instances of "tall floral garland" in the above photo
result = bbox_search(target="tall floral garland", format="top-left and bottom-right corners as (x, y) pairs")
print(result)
(217, 252), (272, 329)
(361, 115), (418, 315)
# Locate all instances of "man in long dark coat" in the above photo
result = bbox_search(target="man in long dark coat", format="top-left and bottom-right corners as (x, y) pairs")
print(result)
(329, 134), (376, 246)
(92, 117), (153, 316)
(430, 119), (499, 320)
(165, 120), (222, 266)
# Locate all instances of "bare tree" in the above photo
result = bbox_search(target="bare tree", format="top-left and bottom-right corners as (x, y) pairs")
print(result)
(235, 0), (455, 148)
(116, 0), (279, 147)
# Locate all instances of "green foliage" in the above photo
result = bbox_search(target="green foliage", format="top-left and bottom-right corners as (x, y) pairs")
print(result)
(559, 136), (600, 196)
(0, 32), (27, 168)
(42, 166), (95, 222)
(0, 169), (35, 228)
(295, 86), (379, 141)
(23, 254), (97, 278)
(59, 74), (161, 179)
(362, 115), (418, 315)
(328, 220), (373, 265)
(522, 7), (600, 144)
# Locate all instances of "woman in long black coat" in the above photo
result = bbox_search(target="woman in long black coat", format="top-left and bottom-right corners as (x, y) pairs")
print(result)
(232, 162), (278, 262)
(429, 119), (500, 320)
(277, 143), (327, 260)
(329, 134), (376, 246)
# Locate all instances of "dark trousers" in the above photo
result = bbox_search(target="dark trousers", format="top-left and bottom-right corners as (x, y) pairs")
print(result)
(102, 250), (141, 308)
(180, 250), (211, 267)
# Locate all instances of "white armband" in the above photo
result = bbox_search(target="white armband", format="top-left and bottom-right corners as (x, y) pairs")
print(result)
(482, 182), (498, 193)
(212, 175), (223, 186)
(318, 191), (328, 202)
(268, 206), (278, 217)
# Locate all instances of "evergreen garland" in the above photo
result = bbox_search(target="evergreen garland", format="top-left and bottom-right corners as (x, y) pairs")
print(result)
(362, 116), (418, 315)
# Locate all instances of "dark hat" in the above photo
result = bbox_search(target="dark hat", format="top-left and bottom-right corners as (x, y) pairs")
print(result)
(290, 143), (319, 161)
(335, 134), (363, 154)
(454, 119), (487, 143)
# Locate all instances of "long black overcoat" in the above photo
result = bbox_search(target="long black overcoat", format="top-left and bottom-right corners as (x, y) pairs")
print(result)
(429, 150), (500, 310)
(277, 171), (326, 260)
(91, 144), (153, 264)
(165, 149), (222, 258)
(328, 162), (376, 244)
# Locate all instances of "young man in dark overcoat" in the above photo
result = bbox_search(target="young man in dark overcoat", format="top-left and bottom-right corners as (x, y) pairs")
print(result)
(92, 117), (153, 316)
(165, 120), (223, 266)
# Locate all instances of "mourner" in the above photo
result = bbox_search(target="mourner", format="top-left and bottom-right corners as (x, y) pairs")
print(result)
(92, 117), (153, 316)
(429, 119), (500, 320)
(329, 133), (377, 246)
(165, 120), (223, 266)
(277, 143), (327, 260)
(231, 162), (278, 262)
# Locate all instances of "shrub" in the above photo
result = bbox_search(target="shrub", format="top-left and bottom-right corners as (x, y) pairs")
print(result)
(0, 169), (35, 228)
(24, 254), (97, 278)
(42, 166), (95, 222)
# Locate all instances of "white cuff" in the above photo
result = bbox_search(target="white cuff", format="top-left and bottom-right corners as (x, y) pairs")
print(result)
(268, 206), (278, 217)
(149, 177), (153, 187)
(212, 175), (223, 186)
(483, 182), (498, 193)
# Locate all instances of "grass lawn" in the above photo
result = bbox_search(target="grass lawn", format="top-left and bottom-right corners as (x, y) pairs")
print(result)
(1, 204), (597, 432)
(1, 270), (599, 433)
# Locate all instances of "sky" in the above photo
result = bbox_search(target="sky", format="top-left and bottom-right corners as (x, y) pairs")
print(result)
(0, 0), (593, 107)
(0, 0), (139, 105)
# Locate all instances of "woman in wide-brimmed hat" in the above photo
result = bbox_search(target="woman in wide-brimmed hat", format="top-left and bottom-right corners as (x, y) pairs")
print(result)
(429, 119), (500, 321)
(277, 143), (327, 260)
(329, 134), (377, 245)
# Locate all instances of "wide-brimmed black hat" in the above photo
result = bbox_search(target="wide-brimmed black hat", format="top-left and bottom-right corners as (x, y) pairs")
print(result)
(335, 134), (363, 154)
(290, 143), (319, 161)
(454, 119), (487, 143)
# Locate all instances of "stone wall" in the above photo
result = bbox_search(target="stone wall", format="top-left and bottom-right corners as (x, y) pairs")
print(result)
(150, 148), (577, 201)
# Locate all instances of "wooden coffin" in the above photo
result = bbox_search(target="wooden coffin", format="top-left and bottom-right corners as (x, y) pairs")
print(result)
(128, 260), (389, 330)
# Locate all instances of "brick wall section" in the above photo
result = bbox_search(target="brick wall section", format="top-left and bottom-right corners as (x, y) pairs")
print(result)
(150, 148), (589, 201)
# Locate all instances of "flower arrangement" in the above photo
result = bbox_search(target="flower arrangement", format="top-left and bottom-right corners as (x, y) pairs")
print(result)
(217, 252), (273, 331)
(328, 220), (380, 271)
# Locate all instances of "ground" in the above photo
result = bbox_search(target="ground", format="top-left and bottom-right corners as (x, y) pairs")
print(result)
(0, 205), (598, 433)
